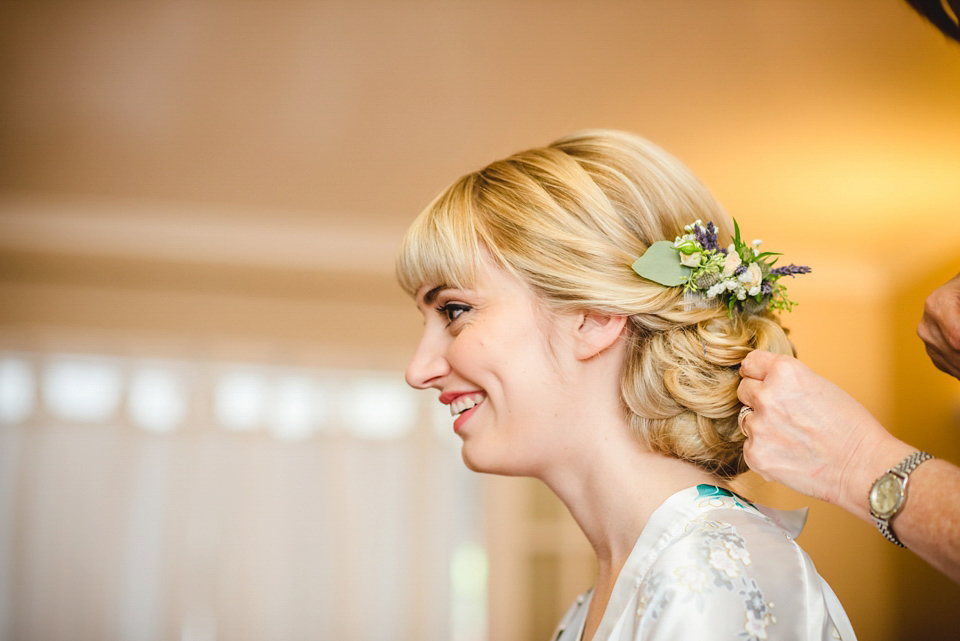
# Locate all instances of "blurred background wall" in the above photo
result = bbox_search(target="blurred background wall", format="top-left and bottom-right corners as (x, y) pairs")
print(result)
(0, 1), (959, 640)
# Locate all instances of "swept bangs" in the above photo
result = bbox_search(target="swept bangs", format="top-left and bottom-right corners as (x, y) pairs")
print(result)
(396, 172), (487, 298)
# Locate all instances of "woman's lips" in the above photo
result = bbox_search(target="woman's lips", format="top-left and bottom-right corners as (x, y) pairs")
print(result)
(440, 391), (486, 433)
(453, 401), (481, 433)
(449, 393), (485, 416)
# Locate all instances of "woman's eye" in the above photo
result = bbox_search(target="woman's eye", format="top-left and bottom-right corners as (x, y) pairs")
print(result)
(436, 303), (470, 325)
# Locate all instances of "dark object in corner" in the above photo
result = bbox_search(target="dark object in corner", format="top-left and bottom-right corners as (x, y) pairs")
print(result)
(906, 0), (960, 42)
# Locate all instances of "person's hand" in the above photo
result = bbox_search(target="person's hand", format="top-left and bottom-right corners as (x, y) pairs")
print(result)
(918, 271), (960, 380)
(736, 350), (910, 515)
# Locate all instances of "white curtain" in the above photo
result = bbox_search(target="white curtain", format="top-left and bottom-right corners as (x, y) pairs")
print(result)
(0, 351), (485, 641)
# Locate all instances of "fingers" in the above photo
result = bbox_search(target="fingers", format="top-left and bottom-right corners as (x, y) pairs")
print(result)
(736, 376), (762, 408)
(917, 308), (944, 347)
(738, 349), (779, 380)
(918, 271), (960, 381)
(925, 341), (960, 379)
(737, 405), (754, 438)
(737, 351), (807, 405)
(936, 297), (960, 352)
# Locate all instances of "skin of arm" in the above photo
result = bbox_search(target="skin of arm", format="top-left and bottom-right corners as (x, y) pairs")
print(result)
(736, 350), (960, 584)
(917, 271), (960, 380)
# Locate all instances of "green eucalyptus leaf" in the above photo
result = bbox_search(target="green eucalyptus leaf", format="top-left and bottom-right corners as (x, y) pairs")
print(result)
(631, 241), (691, 287)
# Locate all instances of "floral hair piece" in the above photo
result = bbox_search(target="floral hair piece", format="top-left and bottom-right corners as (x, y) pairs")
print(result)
(631, 219), (811, 315)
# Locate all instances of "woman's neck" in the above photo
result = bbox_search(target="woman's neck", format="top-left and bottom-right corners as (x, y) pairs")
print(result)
(539, 421), (722, 571)
(540, 423), (721, 641)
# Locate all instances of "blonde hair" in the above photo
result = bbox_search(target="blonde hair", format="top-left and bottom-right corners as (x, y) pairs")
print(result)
(397, 130), (792, 478)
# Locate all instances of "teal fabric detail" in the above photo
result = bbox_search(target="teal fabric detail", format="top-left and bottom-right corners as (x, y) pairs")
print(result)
(696, 484), (734, 500)
(695, 484), (751, 510)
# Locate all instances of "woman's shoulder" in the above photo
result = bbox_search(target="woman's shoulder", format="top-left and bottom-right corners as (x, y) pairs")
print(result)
(674, 485), (806, 548)
(635, 493), (856, 640)
(651, 494), (809, 587)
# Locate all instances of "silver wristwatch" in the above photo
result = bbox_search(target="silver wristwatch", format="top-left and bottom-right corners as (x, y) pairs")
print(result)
(868, 451), (934, 547)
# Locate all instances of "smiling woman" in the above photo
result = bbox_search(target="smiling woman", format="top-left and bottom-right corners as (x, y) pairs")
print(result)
(397, 130), (856, 641)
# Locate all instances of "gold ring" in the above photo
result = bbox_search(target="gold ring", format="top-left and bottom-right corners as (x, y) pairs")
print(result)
(737, 406), (754, 438)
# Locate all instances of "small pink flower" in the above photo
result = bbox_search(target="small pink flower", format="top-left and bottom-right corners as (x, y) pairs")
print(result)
(722, 246), (742, 277)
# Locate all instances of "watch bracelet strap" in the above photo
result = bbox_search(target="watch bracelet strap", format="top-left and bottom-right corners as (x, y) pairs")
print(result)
(874, 450), (935, 548)
(892, 450), (935, 477)
(873, 516), (906, 548)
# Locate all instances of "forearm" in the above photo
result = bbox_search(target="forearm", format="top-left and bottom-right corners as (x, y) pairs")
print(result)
(893, 460), (960, 583)
(837, 435), (960, 584)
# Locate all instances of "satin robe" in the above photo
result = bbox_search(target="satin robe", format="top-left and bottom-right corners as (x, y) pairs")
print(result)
(551, 485), (856, 641)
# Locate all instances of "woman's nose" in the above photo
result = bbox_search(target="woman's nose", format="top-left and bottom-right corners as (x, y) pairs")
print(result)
(405, 332), (450, 389)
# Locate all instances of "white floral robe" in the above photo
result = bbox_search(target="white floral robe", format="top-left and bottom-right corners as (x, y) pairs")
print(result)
(551, 485), (856, 641)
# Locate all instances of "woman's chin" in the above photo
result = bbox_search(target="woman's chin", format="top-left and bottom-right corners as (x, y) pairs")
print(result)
(460, 443), (531, 477)
(459, 445), (488, 473)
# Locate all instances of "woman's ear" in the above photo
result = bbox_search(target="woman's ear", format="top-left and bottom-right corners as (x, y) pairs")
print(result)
(573, 311), (628, 360)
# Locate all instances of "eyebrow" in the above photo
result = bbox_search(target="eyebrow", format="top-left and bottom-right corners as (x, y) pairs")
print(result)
(421, 284), (449, 306)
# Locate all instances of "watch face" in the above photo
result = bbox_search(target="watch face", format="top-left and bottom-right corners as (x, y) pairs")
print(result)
(870, 473), (904, 517)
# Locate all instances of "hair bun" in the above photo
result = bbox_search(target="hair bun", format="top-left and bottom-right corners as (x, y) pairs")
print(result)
(624, 310), (792, 477)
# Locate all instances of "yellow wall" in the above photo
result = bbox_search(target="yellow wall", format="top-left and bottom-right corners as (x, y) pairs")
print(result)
(2, 2), (960, 639)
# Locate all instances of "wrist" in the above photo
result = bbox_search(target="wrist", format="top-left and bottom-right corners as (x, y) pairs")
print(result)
(837, 429), (915, 523)
(867, 451), (936, 547)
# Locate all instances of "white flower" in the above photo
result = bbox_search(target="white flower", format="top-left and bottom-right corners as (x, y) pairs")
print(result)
(680, 251), (701, 267)
(675, 565), (709, 592)
(708, 547), (740, 578)
(738, 263), (763, 288)
(706, 282), (726, 298)
(724, 540), (751, 564)
(722, 246), (742, 277)
(752, 239), (762, 247)
(744, 611), (770, 639)
(748, 286), (761, 297)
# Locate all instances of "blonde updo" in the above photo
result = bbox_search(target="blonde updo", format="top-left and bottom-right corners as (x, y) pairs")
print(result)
(396, 130), (793, 478)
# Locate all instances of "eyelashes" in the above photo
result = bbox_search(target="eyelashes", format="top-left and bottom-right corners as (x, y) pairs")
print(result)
(435, 302), (471, 325)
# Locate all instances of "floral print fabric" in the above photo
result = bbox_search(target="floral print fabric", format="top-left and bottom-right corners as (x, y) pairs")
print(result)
(551, 485), (855, 641)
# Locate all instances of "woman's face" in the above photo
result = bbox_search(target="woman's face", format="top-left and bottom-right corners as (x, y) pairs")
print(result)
(406, 258), (581, 476)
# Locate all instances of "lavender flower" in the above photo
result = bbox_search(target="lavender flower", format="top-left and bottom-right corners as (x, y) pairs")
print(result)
(694, 221), (721, 252)
(770, 264), (812, 278)
(761, 281), (773, 295)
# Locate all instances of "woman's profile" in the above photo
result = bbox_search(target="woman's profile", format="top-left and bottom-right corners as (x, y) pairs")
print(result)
(397, 130), (855, 640)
